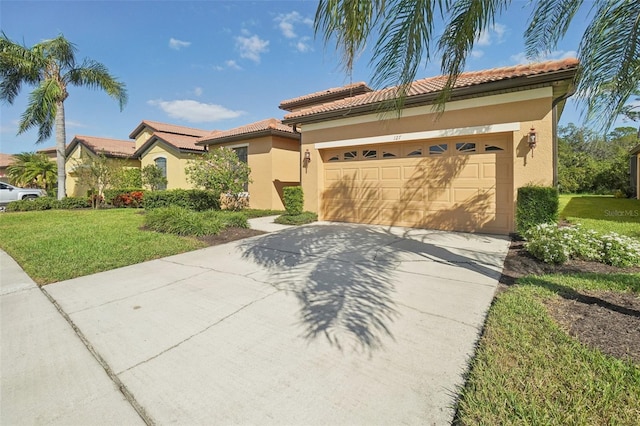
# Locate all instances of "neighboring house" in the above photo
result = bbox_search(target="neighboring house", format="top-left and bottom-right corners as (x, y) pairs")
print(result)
(196, 118), (301, 210)
(631, 143), (640, 200)
(36, 146), (57, 161)
(281, 59), (579, 235)
(131, 120), (212, 190)
(0, 153), (13, 183)
(65, 135), (139, 196)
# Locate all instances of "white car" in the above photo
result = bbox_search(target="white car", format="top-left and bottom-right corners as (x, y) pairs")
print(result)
(0, 182), (47, 205)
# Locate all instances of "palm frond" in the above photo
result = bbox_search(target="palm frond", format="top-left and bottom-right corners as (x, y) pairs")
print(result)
(18, 79), (63, 142)
(0, 32), (44, 103)
(437, 0), (511, 110)
(66, 59), (128, 110)
(33, 34), (77, 70)
(371, 0), (443, 111)
(315, 0), (382, 74)
(524, 0), (585, 58)
(577, 0), (640, 130)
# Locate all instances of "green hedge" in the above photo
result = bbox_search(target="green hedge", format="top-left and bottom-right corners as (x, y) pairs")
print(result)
(5, 196), (90, 212)
(144, 189), (220, 211)
(283, 186), (303, 216)
(516, 186), (559, 236)
(144, 206), (248, 236)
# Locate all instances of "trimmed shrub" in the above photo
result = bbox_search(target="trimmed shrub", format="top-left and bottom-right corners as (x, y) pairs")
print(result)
(524, 223), (640, 267)
(104, 188), (145, 206)
(144, 189), (220, 211)
(283, 186), (303, 216)
(275, 211), (317, 225)
(516, 186), (559, 236)
(58, 197), (91, 209)
(6, 197), (57, 212)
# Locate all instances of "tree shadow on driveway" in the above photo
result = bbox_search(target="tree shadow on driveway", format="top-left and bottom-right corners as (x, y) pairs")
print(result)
(240, 224), (506, 353)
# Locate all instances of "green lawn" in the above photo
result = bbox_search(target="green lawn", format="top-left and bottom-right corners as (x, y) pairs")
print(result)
(455, 273), (640, 424)
(559, 194), (640, 237)
(456, 194), (640, 423)
(0, 209), (206, 284)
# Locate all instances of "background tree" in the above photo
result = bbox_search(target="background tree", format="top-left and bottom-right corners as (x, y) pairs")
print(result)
(141, 164), (167, 191)
(315, 0), (640, 129)
(6, 152), (57, 191)
(558, 124), (637, 195)
(0, 33), (127, 200)
(185, 147), (251, 197)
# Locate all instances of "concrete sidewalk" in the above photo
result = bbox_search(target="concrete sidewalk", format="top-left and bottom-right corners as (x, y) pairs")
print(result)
(0, 251), (144, 425)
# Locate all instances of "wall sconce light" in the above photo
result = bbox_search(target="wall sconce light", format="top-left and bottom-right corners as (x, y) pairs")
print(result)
(303, 149), (311, 164)
(528, 127), (537, 156)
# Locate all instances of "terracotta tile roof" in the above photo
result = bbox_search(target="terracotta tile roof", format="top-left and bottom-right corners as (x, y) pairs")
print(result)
(129, 120), (210, 139)
(151, 131), (208, 152)
(284, 58), (579, 121)
(279, 82), (373, 111)
(0, 153), (14, 168)
(69, 135), (136, 158)
(197, 118), (298, 145)
(36, 146), (57, 154)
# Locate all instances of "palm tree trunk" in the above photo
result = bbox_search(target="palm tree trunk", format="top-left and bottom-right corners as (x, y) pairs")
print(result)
(55, 101), (66, 200)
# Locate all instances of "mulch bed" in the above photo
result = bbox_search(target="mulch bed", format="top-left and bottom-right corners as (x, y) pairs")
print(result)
(500, 238), (640, 365)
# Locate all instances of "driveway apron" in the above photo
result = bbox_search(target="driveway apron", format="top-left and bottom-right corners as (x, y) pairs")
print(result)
(44, 223), (510, 425)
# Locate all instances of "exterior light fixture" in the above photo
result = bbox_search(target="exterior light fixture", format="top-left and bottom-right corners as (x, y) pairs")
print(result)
(304, 149), (311, 163)
(528, 127), (537, 156)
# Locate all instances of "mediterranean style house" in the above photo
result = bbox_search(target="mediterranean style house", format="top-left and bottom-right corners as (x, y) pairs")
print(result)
(281, 58), (579, 234)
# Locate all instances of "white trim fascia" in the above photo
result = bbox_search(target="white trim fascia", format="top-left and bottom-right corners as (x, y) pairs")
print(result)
(314, 122), (520, 150)
(219, 142), (249, 150)
(301, 87), (551, 132)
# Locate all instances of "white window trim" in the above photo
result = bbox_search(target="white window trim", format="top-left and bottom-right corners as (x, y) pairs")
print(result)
(314, 122), (520, 150)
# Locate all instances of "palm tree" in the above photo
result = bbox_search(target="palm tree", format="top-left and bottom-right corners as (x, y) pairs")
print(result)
(6, 152), (57, 191)
(0, 33), (127, 199)
(315, 0), (640, 129)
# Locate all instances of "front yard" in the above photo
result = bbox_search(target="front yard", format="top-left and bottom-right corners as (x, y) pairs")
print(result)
(0, 209), (262, 284)
(455, 194), (640, 424)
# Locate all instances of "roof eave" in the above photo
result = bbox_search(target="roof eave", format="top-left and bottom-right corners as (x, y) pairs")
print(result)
(196, 128), (300, 146)
(630, 143), (640, 155)
(283, 68), (578, 126)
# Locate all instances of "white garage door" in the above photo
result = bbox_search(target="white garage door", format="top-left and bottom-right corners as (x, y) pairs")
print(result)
(321, 134), (513, 234)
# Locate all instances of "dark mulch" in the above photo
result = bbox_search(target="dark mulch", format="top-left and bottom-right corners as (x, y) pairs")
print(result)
(196, 227), (265, 246)
(500, 238), (640, 365)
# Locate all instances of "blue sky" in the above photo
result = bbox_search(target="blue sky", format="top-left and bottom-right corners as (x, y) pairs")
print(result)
(0, 0), (601, 154)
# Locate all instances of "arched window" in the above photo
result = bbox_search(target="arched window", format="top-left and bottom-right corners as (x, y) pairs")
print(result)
(154, 157), (167, 190)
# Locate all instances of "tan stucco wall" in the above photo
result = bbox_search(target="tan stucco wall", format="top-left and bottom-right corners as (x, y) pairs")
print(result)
(214, 135), (300, 210)
(297, 92), (557, 233)
(66, 145), (140, 197)
(134, 128), (154, 150)
(140, 143), (198, 190)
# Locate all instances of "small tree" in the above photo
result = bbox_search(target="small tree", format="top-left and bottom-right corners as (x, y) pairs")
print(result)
(73, 151), (121, 208)
(185, 148), (251, 209)
(141, 164), (167, 191)
(113, 167), (142, 189)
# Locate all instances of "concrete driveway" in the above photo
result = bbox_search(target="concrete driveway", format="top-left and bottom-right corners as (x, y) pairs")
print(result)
(9, 223), (510, 425)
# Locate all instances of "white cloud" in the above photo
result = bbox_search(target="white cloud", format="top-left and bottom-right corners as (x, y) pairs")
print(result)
(147, 99), (244, 123)
(510, 50), (577, 64)
(295, 36), (312, 53)
(225, 60), (242, 70)
(475, 23), (507, 47)
(471, 49), (484, 59)
(193, 87), (203, 97)
(274, 11), (312, 38)
(169, 38), (191, 50)
(65, 120), (88, 129)
(235, 34), (269, 63)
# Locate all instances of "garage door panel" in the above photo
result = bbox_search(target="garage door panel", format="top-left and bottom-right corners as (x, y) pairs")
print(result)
(320, 138), (511, 234)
